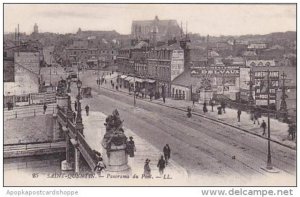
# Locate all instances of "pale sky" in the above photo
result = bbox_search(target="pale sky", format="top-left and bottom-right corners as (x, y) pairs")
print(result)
(4, 4), (296, 36)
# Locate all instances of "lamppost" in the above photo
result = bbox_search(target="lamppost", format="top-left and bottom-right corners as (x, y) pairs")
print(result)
(76, 79), (83, 135)
(67, 76), (71, 93)
(248, 69), (255, 106)
(279, 72), (288, 123)
(266, 69), (272, 170)
(133, 67), (136, 107)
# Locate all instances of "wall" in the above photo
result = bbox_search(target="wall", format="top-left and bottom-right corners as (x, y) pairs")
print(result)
(14, 52), (40, 75)
(4, 114), (55, 144)
(14, 64), (39, 95)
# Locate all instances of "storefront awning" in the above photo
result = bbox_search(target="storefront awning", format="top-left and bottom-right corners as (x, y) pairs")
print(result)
(125, 76), (134, 81)
(120, 75), (127, 79)
(135, 78), (145, 83)
(146, 79), (156, 83)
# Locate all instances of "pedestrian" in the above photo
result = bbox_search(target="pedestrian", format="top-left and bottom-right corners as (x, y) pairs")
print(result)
(221, 100), (226, 113)
(288, 122), (296, 140)
(163, 144), (171, 165)
(73, 111), (76, 122)
(237, 108), (242, 122)
(85, 105), (89, 116)
(217, 106), (222, 115)
(253, 109), (260, 125)
(74, 101), (77, 111)
(163, 96), (166, 103)
(43, 103), (47, 114)
(150, 91), (153, 101)
(94, 157), (106, 174)
(157, 155), (166, 175)
(187, 106), (192, 118)
(209, 99), (214, 112)
(203, 102), (208, 113)
(261, 120), (267, 136)
(126, 136), (136, 157)
(143, 159), (151, 178)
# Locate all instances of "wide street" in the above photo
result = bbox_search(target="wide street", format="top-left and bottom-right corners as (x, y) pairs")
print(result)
(75, 70), (296, 186)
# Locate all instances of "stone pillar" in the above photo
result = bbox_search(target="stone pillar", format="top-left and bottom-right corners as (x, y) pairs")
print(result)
(74, 147), (80, 173)
(52, 114), (60, 141)
(56, 95), (69, 110)
(103, 144), (130, 173)
(61, 127), (73, 171)
(66, 135), (71, 163)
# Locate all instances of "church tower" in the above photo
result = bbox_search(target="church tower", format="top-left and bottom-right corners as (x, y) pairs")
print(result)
(34, 23), (39, 34)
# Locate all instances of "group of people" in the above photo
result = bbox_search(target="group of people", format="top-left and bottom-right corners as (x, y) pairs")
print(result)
(94, 137), (172, 178)
(143, 144), (171, 178)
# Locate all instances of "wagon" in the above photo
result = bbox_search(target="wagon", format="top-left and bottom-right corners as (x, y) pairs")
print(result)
(81, 87), (92, 98)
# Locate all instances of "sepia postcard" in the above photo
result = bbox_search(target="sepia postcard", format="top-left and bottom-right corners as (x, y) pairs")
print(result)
(2, 3), (297, 187)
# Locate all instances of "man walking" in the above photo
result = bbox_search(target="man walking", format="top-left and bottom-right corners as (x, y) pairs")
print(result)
(73, 111), (76, 123)
(163, 144), (171, 165)
(157, 155), (166, 175)
(237, 108), (242, 122)
(209, 99), (214, 112)
(43, 103), (47, 114)
(203, 102), (208, 113)
(221, 100), (226, 113)
(261, 120), (267, 136)
(253, 109), (260, 125)
(85, 105), (90, 116)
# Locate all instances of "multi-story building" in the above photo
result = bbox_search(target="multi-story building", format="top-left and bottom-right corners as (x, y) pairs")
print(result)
(147, 42), (185, 97)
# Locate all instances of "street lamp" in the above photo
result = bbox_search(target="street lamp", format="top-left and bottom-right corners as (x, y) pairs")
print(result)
(77, 79), (82, 100)
(76, 79), (83, 135)
(266, 69), (272, 170)
(67, 76), (71, 93)
(279, 72), (288, 123)
(248, 69), (254, 106)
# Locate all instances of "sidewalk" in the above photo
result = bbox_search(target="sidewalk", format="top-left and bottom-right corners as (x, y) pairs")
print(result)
(70, 93), (188, 183)
(97, 72), (295, 149)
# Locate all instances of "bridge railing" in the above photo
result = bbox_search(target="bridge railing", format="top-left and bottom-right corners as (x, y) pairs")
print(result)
(57, 106), (68, 123)
(4, 141), (66, 151)
(57, 105), (97, 168)
(4, 105), (57, 120)
(77, 132), (98, 163)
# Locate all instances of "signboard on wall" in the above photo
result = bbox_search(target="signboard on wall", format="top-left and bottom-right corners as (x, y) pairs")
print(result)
(239, 67), (250, 90)
(191, 66), (240, 78)
(171, 50), (184, 81)
(254, 71), (279, 105)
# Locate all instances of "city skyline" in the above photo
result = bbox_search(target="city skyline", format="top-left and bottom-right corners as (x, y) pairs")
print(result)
(4, 4), (296, 36)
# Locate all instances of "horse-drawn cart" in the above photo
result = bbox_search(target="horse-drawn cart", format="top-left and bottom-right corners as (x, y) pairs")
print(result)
(81, 87), (92, 98)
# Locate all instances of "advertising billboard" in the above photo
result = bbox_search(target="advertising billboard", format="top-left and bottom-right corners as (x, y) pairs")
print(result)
(254, 71), (279, 105)
(191, 66), (240, 78)
(171, 50), (184, 81)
